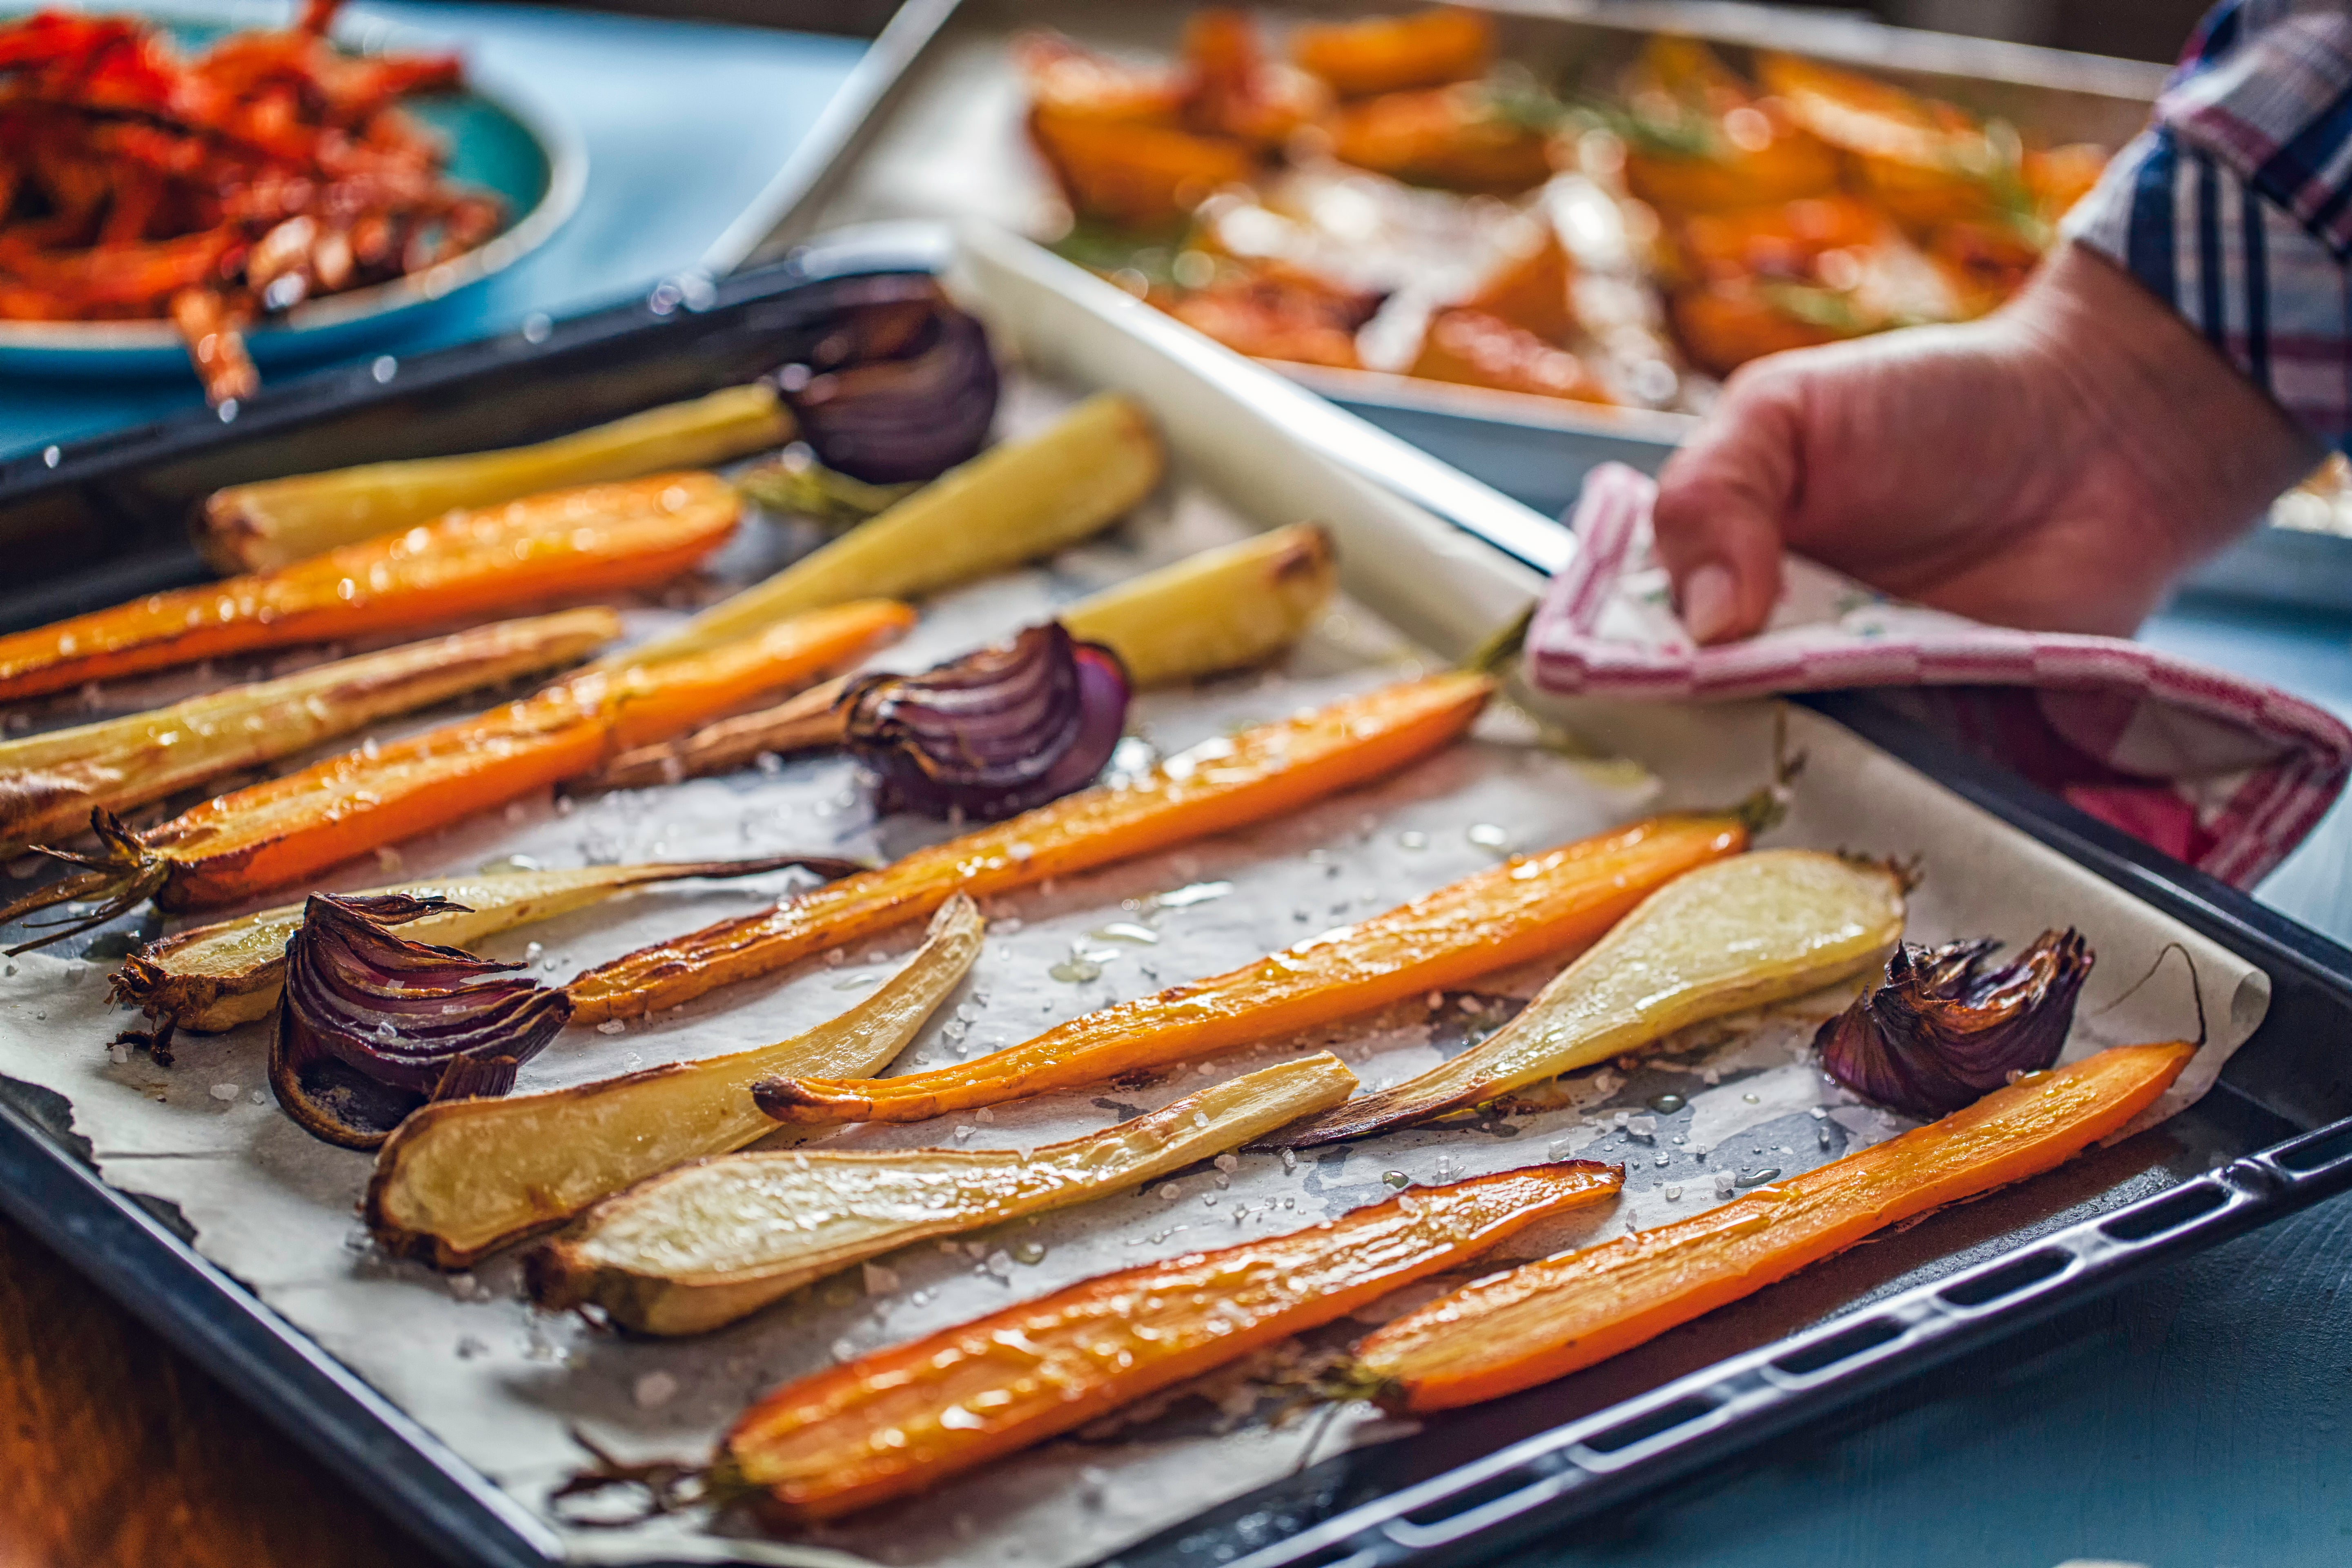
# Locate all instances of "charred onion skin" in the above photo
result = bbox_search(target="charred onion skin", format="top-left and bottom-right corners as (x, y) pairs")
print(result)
(1816, 929), (2093, 1118)
(271, 894), (573, 1150)
(840, 623), (1131, 820)
(781, 278), (1001, 484)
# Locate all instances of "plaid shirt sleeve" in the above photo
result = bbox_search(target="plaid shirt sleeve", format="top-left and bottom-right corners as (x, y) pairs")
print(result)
(2065, 0), (2352, 450)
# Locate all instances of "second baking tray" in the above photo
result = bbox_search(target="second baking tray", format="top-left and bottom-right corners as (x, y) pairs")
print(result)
(1, 223), (2350, 1568)
(744, 0), (2352, 610)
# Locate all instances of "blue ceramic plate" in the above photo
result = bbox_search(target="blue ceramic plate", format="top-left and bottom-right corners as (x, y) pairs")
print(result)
(0, 4), (586, 378)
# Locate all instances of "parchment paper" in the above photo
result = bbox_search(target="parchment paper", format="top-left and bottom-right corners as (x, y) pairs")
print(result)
(0, 235), (2267, 1568)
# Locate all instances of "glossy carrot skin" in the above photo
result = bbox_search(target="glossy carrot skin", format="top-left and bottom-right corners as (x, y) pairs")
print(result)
(0, 608), (619, 853)
(145, 600), (912, 909)
(1356, 1042), (2196, 1413)
(758, 813), (1747, 1127)
(720, 1162), (1623, 1521)
(566, 670), (1497, 1022)
(0, 473), (738, 701)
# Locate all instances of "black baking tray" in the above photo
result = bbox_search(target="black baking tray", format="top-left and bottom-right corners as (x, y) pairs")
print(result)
(3, 230), (2352, 1568)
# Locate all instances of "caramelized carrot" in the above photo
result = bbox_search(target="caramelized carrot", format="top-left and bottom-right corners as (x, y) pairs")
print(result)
(718, 1162), (1621, 1521)
(0, 472), (738, 701)
(564, 670), (1496, 1022)
(1291, 7), (1493, 97)
(756, 812), (1749, 1128)
(0, 609), (618, 853)
(1354, 1042), (2195, 1412)
(40, 601), (911, 917)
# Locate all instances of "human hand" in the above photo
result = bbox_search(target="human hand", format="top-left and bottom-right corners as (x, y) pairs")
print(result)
(1650, 242), (2322, 642)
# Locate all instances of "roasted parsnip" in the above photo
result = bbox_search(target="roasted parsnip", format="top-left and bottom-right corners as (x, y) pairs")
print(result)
(0, 610), (618, 854)
(1268, 851), (1907, 1146)
(527, 1053), (1361, 1334)
(564, 670), (1495, 1022)
(0, 473), (740, 702)
(716, 1163), (1623, 1521)
(366, 896), (985, 1267)
(617, 393), (1163, 668)
(111, 855), (862, 1035)
(1355, 1041), (2195, 1411)
(587, 523), (1340, 790)
(199, 386), (793, 572)
(758, 812), (1750, 1129)
(1058, 522), (1338, 687)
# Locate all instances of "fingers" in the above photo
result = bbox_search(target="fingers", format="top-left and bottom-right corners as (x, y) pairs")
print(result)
(1651, 363), (1807, 645)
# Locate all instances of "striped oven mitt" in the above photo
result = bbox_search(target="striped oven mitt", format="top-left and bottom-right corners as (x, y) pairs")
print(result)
(1526, 463), (2352, 889)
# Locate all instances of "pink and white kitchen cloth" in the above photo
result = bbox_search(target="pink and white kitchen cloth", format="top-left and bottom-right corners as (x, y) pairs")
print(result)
(1526, 463), (2352, 889)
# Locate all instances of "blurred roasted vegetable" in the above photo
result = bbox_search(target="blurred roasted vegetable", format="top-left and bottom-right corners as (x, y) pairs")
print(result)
(1269, 851), (1905, 1147)
(1057, 521), (1336, 686)
(735, 453), (916, 527)
(716, 1163), (1621, 1521)
(0, 474), (741, 703)
(1163, 259), (1383, 367)
(1029, 107), (1256, 229)
(0, 5), (493, 401)
(0, 610), (617, 854)
(1411, 309), (1612, 403)
(1355, 1042), (2192, 1411)
(1817, 930), (2094, 1117)
(527, 1054), (1360, 1334)
(1292, 7), (1494, 98)
(777, 281), (1001, 484)
(199, 387), (794, 572)
(1324, 85), (1555, 193)
(1182, 9), (1328, 149)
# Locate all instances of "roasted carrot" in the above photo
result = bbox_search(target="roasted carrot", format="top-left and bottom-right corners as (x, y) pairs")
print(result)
(0, 473), (738, 702)
(755, 811), (1750, 1129)
(9, 601), (910, 924)
(0, 610), (619, 853)
(1291, 6), (1494, 97)
(717, 1162), (1622, 1521)
(563, 670), (1496, 1022)
(1353, 1042), (2195, 1412)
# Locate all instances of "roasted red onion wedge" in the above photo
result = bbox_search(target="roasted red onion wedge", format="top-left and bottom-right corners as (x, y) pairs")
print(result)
(271, 894), (574, 1150)
(840, 622), (1131, 822)
(782, 280), (1000, 484)
(1816, 929), (2094, 1118)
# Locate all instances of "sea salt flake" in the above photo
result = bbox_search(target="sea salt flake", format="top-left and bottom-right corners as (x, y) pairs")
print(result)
(595, 1019), (626, 1036)
(208, 1082), (239, 1102)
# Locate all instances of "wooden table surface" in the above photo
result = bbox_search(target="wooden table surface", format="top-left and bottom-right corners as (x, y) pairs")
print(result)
(0, 1207), (435, 1568)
